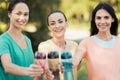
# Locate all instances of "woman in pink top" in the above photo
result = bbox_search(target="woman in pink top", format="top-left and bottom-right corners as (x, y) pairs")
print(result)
(73, 2), (120, 80)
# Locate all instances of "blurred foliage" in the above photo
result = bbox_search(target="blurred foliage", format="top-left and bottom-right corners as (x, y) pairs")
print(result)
(0, 0), (120, 52)
(60, 0), (120, 24)
(77, 59), (88, 80)
(0, 0), (120, 79)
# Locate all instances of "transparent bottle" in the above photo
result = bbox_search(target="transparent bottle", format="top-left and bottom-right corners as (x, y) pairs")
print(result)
(61, 51), (74, 80)
(34, 51), (46, 80)
(48, 51), (60, 80)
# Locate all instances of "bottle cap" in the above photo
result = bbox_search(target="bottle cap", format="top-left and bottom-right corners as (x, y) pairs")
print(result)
(61, 51), (72, 59)
(48, 51), (59, 59)
(35, 51), (46, 59)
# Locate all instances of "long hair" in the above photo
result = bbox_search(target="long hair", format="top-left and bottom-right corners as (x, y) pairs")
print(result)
(90, 2), (118, 36)
(6, 0), (28, 30)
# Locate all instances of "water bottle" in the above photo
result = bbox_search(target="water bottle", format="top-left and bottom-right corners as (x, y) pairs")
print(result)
(48, 51), (60, 80)
(34, 51), (46, 80)
(61, 51), (74, 80)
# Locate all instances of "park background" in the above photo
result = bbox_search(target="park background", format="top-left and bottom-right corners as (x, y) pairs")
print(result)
(0, 0), (120, 80)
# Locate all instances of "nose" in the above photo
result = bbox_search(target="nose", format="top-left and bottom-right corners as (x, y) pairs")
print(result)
(19, 15), (25, 20)
(55, 23), (60, 28)
(101, 18), (106, 23)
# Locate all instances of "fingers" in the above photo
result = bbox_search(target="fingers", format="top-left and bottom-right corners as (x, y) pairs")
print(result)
(28, 64), (44, 77)
(46, 69), (54, 80)
(59, 63), (64, 73)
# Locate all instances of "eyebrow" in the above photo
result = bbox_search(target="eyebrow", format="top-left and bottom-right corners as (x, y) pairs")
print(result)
(50, 19), (63, 22)
(58, 19), (63, 21)
(16, 10), (29, 13)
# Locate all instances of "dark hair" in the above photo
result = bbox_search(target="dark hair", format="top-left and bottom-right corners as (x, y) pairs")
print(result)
(47, 10), (67, 25)
(90, 2), (118, 36)
(8, 0), (28, 13)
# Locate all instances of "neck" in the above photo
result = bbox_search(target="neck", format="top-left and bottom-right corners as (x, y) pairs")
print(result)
(7, 26), (22, 36)
(51, 37), (66, 49)
(97, 32), (112, 41)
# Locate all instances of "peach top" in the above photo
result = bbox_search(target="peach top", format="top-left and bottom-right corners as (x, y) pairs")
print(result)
(79, 36), (120, 80)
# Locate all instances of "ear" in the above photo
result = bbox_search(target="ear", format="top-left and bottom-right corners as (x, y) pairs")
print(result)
(48, 26), (51, 31)
(8, 12), (11, 18)
(112, 18), (115, 22)
(65, 21), (68, 27)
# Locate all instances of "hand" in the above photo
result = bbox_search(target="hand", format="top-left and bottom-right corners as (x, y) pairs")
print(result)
(34, 59), (46, 71)
(59, 63), (64, 73)
(46, 69), (54, 80)
(27, 64), (44, 77)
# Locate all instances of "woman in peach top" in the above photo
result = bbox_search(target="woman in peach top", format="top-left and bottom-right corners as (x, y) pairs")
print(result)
(73, 2), (120, 80)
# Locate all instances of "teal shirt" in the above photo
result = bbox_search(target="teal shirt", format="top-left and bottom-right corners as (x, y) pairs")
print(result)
(0, 32), (34, 80)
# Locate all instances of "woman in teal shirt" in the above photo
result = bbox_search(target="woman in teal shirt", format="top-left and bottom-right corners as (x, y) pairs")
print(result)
(0, 0), (43, 80)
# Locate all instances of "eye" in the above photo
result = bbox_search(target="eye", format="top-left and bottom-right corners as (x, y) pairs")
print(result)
(50, 22), (55, 25)
(104, 16), (109, 19)
(16, 12), (21, 16)
(59, 21), (63, 23)
(96, 16), (101, 20)
(24, 13), (29, 16)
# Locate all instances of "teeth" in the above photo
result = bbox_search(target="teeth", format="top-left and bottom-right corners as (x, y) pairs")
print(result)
(18, 21), (25, 25)
(55, 30), (62, 32)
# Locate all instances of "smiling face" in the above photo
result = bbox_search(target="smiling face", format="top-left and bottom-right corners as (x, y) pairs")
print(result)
(48, 12), (67, 38)
(8, 2), (29, 29)
(95, 9), (114, 33)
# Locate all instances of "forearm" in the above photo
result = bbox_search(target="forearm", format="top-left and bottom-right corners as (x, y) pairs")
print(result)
(1, 54), (29, 76)
(73, 49), (84, 67)
(77, 60), (82, 70)
(1, 54), (43, 77)
(4, 63), (29, 76)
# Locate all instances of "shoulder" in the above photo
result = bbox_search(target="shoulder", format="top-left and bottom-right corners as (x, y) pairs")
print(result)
(66, 40), (78, 46)
(38, 39), (52, 49)
(0, 32), (10, 43)
(39, 39), (51, 46)
(80, 37), (92, 43)
(78, 37), (93, 47)
(38, 39), (54, 53)
(0, 32), (8, 39)
(116, 35), (120, 39)
(115, 36), (120, 43)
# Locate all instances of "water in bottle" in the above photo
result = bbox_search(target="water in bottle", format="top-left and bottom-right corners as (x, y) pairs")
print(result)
(34, 51), (46, 80)
(48, 51), (60, 80)
(61, 51), (74, 80)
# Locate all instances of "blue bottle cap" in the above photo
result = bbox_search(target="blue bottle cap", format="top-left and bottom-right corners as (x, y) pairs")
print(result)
(61, 51), (72, 59)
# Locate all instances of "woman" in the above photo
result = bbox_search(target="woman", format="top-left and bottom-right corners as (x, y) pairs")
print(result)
(0, 0), (43, 80)
(73, 2), (120, 80)
(37, 10), (79, 80)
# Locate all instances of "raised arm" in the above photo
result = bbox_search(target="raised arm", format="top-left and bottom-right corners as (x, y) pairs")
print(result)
(72, 48), (85, 68)
(1, 53), (43, 77)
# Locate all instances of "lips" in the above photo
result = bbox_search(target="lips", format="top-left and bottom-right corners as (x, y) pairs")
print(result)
(17, 20), (26, 26)
(54, 28), (64, 33)
(98, 23), (108, 29)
